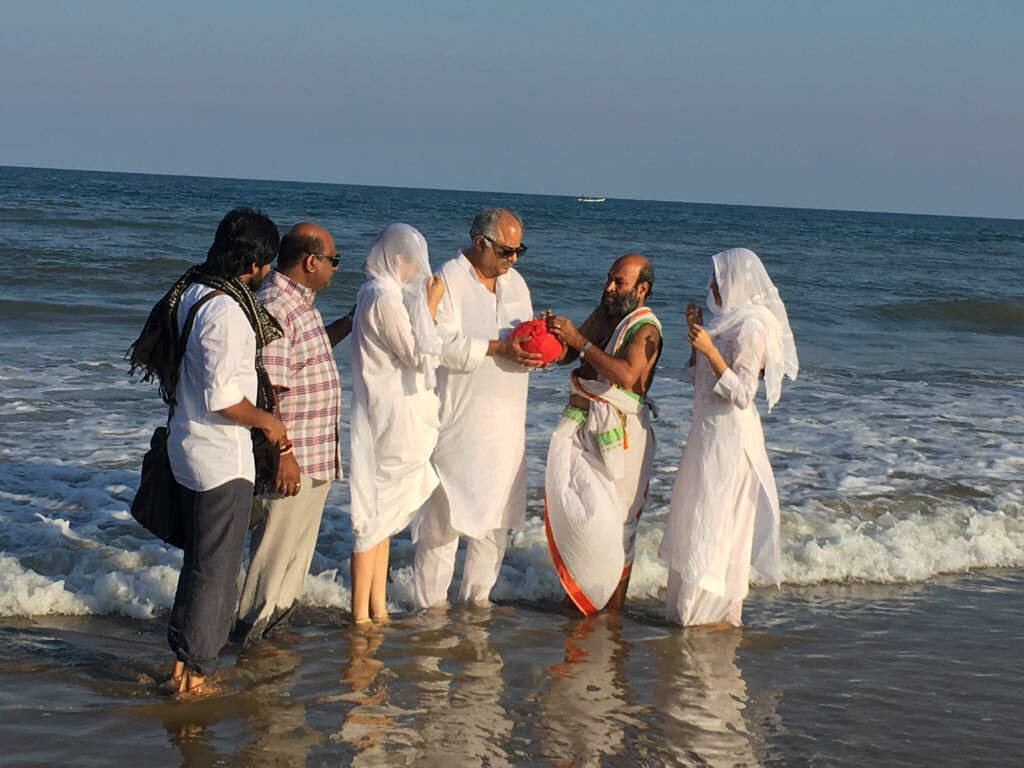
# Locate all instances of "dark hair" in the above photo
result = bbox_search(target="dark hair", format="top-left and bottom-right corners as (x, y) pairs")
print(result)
(277, 232), (325, 270)
(638, 263), (655, 298)
(202, 207), (279, 278)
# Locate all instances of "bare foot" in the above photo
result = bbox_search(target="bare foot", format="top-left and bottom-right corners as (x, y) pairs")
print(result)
(165, 659), (185, 691)
(370, 611), (389, 625)
(176, 670), (219, 699)
(692, 621), (739, 632)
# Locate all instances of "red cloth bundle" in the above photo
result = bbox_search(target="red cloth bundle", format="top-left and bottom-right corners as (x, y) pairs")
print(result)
(510, 318), (564, 365)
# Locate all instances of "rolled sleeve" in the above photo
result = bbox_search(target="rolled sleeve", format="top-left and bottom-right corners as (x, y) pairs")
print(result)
(197, 303), (250, 413)
(712, 321), (766, 410)
(712, 368), (750, 407)
(261, 334), (292, 391)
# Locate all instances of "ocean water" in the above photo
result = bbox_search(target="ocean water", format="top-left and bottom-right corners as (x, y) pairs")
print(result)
(0, 165), (1022, 765)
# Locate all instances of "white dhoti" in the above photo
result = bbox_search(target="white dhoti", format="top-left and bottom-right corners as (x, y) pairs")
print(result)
(545, 373), (656, 615)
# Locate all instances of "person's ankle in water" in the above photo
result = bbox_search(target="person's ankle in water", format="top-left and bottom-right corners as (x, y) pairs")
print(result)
(176, 669), (217, 698)
(370, 594), (389, 624)
(167, 659), (185, 690)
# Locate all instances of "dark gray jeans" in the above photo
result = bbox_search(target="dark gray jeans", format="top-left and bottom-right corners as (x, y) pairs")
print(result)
(167, 477), (252, 677)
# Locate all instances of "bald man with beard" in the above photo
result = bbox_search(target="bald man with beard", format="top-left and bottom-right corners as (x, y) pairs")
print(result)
(233, 221), (351, 645)
(544, 253), (663, 614)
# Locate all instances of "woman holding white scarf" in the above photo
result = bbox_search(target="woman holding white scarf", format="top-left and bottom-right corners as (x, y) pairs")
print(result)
(660, 248), (798, 627)
(349, 223), (445, 624)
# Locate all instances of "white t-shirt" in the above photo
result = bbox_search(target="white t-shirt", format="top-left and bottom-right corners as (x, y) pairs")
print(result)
(168, 283), (258, 491)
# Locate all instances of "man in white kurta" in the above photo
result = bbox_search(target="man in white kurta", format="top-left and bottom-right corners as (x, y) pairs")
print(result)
(412, 208), (541, 607)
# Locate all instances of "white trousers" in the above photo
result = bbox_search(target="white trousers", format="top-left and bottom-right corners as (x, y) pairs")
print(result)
(237, 476), (330, 637)
(413, 487), (509, 609)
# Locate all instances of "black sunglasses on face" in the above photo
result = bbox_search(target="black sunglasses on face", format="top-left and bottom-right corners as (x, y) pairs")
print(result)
(314, 252), (341, 268)
(483, 235), (527, 259)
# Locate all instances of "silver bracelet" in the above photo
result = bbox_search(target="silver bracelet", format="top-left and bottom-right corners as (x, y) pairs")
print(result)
(581, 341), (593, 357)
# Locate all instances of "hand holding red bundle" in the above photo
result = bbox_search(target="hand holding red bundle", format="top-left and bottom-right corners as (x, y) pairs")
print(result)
(510, 318), (565, 366)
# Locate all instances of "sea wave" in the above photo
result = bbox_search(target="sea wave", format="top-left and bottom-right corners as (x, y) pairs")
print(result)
(872, 298), (1024, 336)
(0, 298), (143, 323)
(1, 455), (1020, 618)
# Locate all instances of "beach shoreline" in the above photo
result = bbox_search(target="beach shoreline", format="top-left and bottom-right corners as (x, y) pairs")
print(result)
(2, 569), (1021, 766)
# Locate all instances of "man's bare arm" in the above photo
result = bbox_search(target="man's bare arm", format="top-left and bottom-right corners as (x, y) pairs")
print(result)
(582, 324), (660, 389)
(218, 399), (288, 445)
(557, 309), (601, 366)
(325, 314), (353, 347)
(551, 319), (660, 390)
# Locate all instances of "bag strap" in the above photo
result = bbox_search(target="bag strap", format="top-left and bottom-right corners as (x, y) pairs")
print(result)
(175, 289), (225, 364)
(167, 289), (224, 421)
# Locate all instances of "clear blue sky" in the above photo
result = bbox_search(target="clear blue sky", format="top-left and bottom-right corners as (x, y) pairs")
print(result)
(2, 1), (1022, 218)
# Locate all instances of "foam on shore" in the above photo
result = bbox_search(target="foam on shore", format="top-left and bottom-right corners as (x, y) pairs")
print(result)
(2, 455), (1020, 618)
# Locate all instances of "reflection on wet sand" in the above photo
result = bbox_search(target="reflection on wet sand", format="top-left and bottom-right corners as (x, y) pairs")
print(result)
(333, 606), (515, 766)
(651, 628), (769, 767)
(152, 643), (321, 768)
(408, 606), (513, 767)
(336, 625), (407, 762)
(538, 615), (630, 766)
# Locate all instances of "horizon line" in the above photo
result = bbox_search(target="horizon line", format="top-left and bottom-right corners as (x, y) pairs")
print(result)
(3, 162), (1020, 224)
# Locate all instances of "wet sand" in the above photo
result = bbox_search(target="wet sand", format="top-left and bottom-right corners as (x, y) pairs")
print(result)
(2, 571), (1021, 767)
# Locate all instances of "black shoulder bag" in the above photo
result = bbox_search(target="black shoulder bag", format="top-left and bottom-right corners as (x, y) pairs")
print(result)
(130, 290), (223, 548)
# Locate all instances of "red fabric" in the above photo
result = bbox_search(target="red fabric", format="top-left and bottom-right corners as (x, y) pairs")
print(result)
(510, 319), (564, 365)
(544, 499), (598, 616)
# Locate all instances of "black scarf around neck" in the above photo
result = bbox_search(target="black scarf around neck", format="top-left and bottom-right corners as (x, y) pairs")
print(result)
(129, 266), (283, 410)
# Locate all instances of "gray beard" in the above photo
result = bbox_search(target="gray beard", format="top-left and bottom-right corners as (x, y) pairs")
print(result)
(599, 290), (639, 321)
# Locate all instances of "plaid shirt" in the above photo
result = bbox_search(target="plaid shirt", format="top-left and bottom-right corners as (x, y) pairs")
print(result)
(258, 271), (342, 481)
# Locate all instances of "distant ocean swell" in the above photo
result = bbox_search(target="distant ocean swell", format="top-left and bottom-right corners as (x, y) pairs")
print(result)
(872, 298), (1024, 336)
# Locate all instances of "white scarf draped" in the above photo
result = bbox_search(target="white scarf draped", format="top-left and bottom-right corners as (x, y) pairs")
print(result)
(706, 248), (798, 410)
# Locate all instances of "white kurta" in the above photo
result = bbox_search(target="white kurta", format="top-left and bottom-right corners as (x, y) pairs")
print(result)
(659, 318), (781, 626)
(419, 252), (533, 540)
(350, 285), (441, 552)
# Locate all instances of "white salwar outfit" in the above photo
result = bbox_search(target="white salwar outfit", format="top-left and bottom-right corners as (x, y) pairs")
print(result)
(544, 307), (661, 614)
(660, 248), (798, 626)
(349, 224), (442, 554)
(413, 252), (533, 607)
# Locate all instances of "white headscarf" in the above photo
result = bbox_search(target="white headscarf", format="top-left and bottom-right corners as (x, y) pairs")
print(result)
(706, 248), (798, 410)
(349, 224), (441, 538)
(360, 223), (442, 380)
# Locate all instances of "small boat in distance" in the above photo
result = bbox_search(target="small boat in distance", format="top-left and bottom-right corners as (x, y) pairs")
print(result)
(576, 195), (606, 203)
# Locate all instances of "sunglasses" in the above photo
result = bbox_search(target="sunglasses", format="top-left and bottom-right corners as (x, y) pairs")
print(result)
(314, 252), (341, 268)
(483, 235), (527, 259)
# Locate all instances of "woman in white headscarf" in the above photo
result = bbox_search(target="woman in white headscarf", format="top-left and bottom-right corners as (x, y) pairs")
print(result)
(660, 248), (798, 627)
(349, 223), (445, 624)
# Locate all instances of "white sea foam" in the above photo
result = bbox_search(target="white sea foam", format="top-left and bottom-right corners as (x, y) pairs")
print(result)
(5, 477), (1020, 619)
(2, 331), (1024, 618)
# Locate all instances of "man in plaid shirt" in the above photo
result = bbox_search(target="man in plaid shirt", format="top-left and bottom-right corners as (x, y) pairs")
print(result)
(234, 221), (350, 645)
